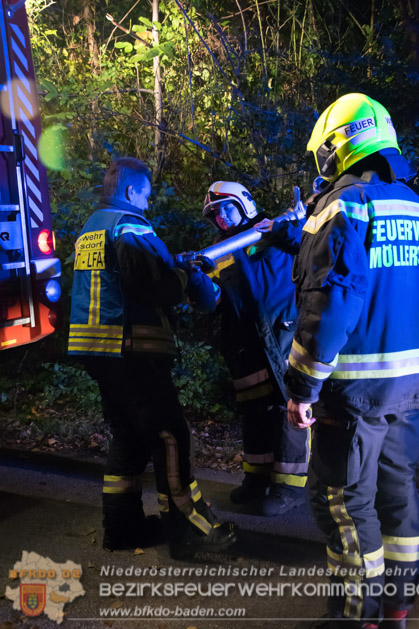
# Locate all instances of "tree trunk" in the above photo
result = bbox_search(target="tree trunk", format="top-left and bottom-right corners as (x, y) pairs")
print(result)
(392, 0), (419, 65)
(367, 0), (375, 78)
(83, 0), (99, 160)
(83, 1), (99, 72)
(152, 0), (163, 171)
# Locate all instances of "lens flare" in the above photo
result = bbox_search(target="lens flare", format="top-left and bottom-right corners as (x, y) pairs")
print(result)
(38, 124), (69, 171)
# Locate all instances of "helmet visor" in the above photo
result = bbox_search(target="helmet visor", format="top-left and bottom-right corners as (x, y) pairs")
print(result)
(203, 190), (219, 216)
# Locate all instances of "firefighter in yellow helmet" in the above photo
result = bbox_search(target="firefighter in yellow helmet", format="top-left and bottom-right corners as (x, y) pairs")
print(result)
(286, 94), (419, 628)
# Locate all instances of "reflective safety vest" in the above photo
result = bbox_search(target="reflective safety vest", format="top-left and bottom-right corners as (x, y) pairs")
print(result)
(68, 207), (177, 358)
(288, 171), (419, 410)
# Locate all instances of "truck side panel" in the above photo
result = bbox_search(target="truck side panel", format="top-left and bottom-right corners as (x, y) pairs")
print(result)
(0, 0), (60, 350)
(0, 0), (61, 350)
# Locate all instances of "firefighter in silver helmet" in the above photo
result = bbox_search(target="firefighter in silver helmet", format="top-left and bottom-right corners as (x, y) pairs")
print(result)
(202, 181), (310, 516)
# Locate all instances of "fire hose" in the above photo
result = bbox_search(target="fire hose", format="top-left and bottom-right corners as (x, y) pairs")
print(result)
(177, 186), (306, 268)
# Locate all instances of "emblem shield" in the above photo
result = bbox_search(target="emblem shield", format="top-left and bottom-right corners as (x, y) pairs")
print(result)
(20, 583), (46, 616)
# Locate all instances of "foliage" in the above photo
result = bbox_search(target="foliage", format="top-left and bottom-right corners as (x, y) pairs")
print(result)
(39, 362), (102, 413)
(0, 346), (102, 420)
(172, 340), (234, 420)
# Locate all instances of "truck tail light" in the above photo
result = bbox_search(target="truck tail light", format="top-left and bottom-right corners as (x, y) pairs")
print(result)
(48, 309), (58, 328)
(38, 229), (53, 254)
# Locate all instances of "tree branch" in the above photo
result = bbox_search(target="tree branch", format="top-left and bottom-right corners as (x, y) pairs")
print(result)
(184, 16), (197, 140)
(104, 0), (142, 55)
(234, 0), (248, 68)
(222, 0), (278, 19)
(105, 13), (153, 48)
(173, 0), (237, 88)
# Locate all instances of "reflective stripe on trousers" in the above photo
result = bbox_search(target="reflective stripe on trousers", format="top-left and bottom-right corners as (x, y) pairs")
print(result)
(310, 409), (419, 620)
(103, 474), (142, 494)
(159, 430), (213, 535)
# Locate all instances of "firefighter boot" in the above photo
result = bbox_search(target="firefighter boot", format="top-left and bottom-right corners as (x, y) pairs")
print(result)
(102, 494), (164, 551)
(169, 521), (238, 560)
(262, 483), (306, 516)
(163, 498), (238, 560)
(230, 473), (269, 504)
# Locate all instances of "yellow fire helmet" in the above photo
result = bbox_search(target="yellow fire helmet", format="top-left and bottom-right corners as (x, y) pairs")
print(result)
(307, 93), (400, 181)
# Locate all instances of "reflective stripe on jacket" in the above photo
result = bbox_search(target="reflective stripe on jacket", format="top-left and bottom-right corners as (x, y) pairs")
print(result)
(287, 171), (419, 411)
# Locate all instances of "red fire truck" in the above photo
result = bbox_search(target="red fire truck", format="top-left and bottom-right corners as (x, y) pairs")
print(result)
(0, 0), (60, 350)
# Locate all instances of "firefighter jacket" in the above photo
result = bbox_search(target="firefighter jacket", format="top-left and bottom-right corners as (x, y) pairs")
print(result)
(207, 214), (298, 402)
(286, 170), (419, 413)
(68, 198), (213, 358)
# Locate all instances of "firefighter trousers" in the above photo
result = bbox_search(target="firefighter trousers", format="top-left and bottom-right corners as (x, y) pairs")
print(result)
(309, 406), (419, 622)
(239, 395), (310, 489)
(83, 355), (216, 539)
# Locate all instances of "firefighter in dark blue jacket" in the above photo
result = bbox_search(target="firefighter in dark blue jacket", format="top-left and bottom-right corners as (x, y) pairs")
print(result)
(202, 181), (310, 516)
(68, 158), (237, 559)
(286, 94), (419, 629)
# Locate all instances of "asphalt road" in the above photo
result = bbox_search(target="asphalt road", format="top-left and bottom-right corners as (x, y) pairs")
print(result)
(0, 451), (418, 629)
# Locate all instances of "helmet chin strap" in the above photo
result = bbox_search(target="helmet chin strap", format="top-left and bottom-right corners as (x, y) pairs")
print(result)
(223, 216), (249, 234)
